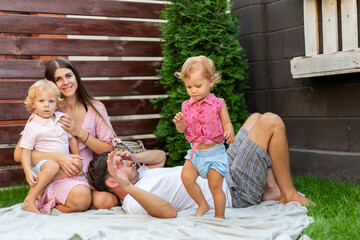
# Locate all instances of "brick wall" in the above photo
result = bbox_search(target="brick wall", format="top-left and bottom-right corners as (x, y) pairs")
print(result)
(233, 0), (360, 182)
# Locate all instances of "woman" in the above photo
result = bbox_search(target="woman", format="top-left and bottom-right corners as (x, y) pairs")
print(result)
(14, 57), (118, 213)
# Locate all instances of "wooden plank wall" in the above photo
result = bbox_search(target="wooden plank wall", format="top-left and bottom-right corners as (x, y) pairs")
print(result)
(0, 0), (165, 187)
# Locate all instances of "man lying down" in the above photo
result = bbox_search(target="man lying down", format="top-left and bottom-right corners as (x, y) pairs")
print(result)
(87, 114), (311, 218)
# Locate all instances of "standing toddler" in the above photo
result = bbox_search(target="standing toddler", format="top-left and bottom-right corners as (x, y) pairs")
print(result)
(173, 56), (235, 218)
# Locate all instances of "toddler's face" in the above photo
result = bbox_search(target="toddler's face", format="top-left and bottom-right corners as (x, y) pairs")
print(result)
(32, 92), (57, 119)
(184, 69), (214, 102)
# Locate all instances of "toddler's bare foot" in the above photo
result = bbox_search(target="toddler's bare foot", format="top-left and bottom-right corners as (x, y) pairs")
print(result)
(194, 204), (210, 217)
(24, 197), (41, 214)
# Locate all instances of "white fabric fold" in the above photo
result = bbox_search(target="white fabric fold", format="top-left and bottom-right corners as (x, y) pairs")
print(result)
(0, 201), (313, 240)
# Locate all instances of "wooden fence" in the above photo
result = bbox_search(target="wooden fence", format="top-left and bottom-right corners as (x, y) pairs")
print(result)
(0, 0), (165, 187)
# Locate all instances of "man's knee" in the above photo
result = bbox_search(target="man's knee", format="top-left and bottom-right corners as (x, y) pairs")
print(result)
(249, 112), (262, 120)
(260, 112), (285, 131)
(242, 113), (262, 131)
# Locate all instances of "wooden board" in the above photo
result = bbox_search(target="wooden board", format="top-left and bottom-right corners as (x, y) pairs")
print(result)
(0, 99), (160, 121)
(0, 118), (160, 144)
(303, 0), (319, 56)
(0, 36), (162, 56)
(322, 0), (338, 53)
(0, 14), (161, 37)
(0, 60), (162, 78)
(341, 0), (358, 51)
(0, 79), (165, 100)
(112, 118), (159, 137)
(0, 167), (25, 188)
(290, 50), (360, 78)
(0, 0), (163, 19)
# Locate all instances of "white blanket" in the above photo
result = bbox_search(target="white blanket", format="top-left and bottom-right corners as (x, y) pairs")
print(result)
(0, 201), (313, 240)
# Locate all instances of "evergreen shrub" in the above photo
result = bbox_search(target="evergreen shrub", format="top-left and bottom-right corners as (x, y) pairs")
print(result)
(153, 0), (249, 166)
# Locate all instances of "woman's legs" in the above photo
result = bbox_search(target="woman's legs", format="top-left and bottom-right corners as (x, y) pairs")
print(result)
(55, 184), (91, 213)
(181, 160), (210, 216)
(90, 190), (120, 210)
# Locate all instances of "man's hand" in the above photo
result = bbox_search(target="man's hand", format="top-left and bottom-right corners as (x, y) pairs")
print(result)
(107, 152), (131, 188)
(114, 151), (137, 163)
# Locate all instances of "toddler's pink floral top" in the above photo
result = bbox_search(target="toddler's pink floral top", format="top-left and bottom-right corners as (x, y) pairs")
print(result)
(182, 93), (225, 160)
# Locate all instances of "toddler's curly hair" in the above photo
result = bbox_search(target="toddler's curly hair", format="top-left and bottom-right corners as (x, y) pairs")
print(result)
(24, 79), (64, 113)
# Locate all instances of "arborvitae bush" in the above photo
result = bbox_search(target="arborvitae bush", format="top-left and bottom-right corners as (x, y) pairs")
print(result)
(153, 0), (249, 166)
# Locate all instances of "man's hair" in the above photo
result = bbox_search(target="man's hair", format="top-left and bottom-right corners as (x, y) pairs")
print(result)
(87, 151), (112, 192)
(24, 79), (64, 113)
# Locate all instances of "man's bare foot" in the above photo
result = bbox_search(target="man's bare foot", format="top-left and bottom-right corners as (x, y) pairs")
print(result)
(195, 204), (210, 217)
(24, 197), (41, 214)
(280, 192), (315, 206)
(262, 186), (281, 201)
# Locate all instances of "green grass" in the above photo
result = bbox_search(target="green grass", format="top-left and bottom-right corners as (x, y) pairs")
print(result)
(0, 183), (29, 208)
(293, 175), (360, 240)
(1, 176), (359, 239)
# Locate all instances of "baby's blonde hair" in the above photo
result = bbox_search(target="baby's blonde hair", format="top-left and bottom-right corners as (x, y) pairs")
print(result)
(24, 79), (64, 113)
(175, 55), (221, 84)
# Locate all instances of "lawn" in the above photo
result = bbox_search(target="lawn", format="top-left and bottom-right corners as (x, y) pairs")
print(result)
(293, 175), (360, 240)
(1, 175), (359, 239)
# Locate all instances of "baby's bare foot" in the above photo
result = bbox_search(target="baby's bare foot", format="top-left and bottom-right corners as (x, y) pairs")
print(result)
(195, 204), (210, 217)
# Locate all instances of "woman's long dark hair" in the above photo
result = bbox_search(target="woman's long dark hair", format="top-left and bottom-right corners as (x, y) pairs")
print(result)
(45, 57), (114, 134)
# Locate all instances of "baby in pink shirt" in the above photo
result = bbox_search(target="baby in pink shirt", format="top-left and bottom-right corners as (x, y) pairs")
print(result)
(19, 80), (79, 214)
(173, 56), (235, 219)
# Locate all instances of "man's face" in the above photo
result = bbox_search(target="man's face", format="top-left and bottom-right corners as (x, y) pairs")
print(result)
(118, 157), (139, 184)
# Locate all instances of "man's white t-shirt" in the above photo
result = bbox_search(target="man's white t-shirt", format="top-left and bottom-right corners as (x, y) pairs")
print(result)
(122, 166), (233, 215)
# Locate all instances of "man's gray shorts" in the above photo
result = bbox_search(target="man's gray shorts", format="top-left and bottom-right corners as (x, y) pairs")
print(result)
(225, 127), (272, 208)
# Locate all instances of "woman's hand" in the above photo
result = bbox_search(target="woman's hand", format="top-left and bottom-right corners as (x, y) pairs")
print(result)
(59, 115), (82, 137)
(56, 153), (83, 176)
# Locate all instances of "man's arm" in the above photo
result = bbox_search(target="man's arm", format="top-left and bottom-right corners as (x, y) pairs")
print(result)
(107, 152), (177, 218)
(117, 150), (166, 169)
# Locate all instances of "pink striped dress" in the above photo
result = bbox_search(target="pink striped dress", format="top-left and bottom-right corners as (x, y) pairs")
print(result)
(37, 101), (114, 214)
